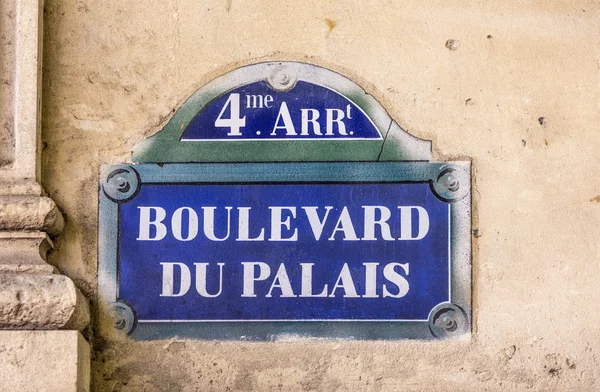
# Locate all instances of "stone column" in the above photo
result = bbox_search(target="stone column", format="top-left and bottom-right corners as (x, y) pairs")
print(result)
(0, 0), (90, 390)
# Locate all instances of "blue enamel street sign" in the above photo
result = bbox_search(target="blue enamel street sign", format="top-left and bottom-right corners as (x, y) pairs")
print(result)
(180, 80), (382, 141)
(100, 62), (472, 341)
(99, 162), (471, 340)
(124, 182), (446, 321)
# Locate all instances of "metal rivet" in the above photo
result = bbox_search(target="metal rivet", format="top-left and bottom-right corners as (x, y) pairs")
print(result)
(428, 303), (468, 338)
(432, 166), (469, 203)
(109, 301), (136, 335)
(102, 165), (140, 203)
(267, 66), (298, 92)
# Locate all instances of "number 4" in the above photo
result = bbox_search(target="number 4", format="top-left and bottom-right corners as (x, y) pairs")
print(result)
(215, 93), (246, 136)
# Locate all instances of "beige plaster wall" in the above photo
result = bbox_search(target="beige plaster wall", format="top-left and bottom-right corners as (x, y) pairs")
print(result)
(41, 0), (600, 390)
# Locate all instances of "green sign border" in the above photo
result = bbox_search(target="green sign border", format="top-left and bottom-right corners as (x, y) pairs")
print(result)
(132, 62), (432, 163)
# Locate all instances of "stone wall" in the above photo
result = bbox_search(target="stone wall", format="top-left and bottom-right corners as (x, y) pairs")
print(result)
(38, 0), (600, 391)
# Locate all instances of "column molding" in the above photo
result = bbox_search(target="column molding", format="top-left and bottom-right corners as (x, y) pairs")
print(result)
(0, 3), (90, 387)
(0, 0), (89, 333)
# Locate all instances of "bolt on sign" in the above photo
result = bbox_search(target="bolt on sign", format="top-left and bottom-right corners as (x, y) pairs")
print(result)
(99, 62), (472, 340)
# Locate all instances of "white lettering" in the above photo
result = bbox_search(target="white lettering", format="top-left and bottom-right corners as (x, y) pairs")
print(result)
(362, 262), (379, 298)
(194, 263), (224, 297)
(329, 263), (359, 297)
(236, 207), (265, 241)
(270, 102), (297, 136)
(328, 207), (359, 241)
(241, 262), (270, 297)
(266, 263), (296, 297)
(215, 93), (246, 136)
(362, 206), (394, 241)
(300, 109), (322, 136)
(171, 207), (199, 241)
(300, 263), (328, 297)
(325, 108), (348, 135)
(302, 206), (333, 240)
(160, 262), (191, 297)
(269, 207), (298, 241)
(383, 263), (410, 298)
(202, 206), (233, 241)
(398, 206), (430, 240)
(137, 207), (167, 241)
(264, 95), (274, 108)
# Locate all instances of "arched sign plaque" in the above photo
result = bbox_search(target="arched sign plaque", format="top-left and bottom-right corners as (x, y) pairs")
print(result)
(99, 62), (471, 340)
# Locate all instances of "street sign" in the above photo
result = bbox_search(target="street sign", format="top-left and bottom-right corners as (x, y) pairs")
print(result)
(99, 62), (471, 340)
(180, 80), (382, 141)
